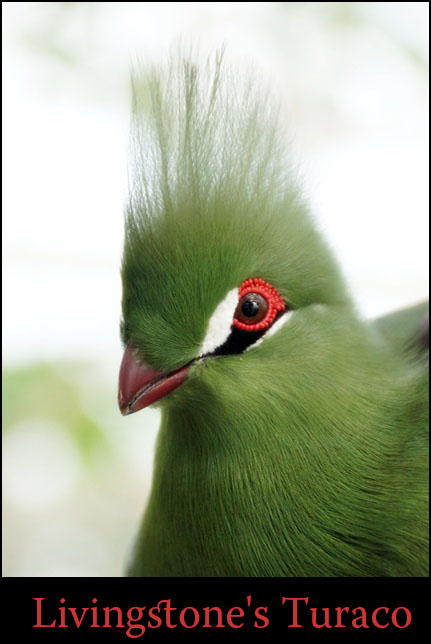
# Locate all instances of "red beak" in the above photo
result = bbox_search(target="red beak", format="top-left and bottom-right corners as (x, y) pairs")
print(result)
(118, 344), (190, 415)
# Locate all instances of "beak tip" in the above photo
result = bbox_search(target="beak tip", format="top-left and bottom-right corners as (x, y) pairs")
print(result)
(119, 394), (133, 416)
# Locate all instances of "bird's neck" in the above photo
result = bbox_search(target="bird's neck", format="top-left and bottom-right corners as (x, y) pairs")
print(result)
(133, 367), (412, 576)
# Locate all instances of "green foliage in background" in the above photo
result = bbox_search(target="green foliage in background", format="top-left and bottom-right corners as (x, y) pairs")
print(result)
(3, 363), (112, 463)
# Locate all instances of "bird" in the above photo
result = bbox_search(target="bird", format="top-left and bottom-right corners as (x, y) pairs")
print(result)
(118, 51), (428, 577)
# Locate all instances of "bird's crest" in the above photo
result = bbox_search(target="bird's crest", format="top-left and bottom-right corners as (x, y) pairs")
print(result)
(121, 49), (348, 371)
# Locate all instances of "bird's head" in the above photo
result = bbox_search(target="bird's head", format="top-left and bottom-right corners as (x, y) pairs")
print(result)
(119, 52), (351, 416)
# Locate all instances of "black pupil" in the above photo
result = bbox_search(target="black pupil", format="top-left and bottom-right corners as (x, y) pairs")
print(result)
(241, 300), (260, 317)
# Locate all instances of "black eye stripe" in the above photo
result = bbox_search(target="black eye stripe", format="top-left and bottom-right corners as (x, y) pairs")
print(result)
(206, 308), (287, 358)
(210, 326), (265, 356)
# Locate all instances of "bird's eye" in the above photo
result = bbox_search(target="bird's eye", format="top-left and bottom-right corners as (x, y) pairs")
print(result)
(235, 293), (268, 325)
(199, 277), (288, 358)
(233, 278), (286, 332)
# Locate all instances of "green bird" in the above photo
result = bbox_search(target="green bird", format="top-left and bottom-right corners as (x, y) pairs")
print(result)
(118, 52), (428, 577)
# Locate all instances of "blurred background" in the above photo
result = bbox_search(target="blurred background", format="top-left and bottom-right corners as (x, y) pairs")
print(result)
(2, 2), (428, 576)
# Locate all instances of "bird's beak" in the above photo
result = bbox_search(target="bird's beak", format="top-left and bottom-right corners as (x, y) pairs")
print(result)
(118, 343), (190, 415)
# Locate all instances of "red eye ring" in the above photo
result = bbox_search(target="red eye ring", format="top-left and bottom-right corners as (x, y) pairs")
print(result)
(233, 278), (286, 332)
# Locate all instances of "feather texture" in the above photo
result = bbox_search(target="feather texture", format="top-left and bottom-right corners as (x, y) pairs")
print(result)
(121, 50), (428, 577)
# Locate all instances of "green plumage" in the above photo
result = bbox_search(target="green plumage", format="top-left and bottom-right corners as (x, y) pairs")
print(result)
(121, 52), (428, 576)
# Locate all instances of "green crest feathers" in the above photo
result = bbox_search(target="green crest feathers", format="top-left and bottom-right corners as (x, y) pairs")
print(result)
(122, 50), (348, 368)
(128, 48), (289, 228)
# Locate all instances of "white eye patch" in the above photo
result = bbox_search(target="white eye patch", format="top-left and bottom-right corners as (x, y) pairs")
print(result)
(198, 288), (238, 357)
